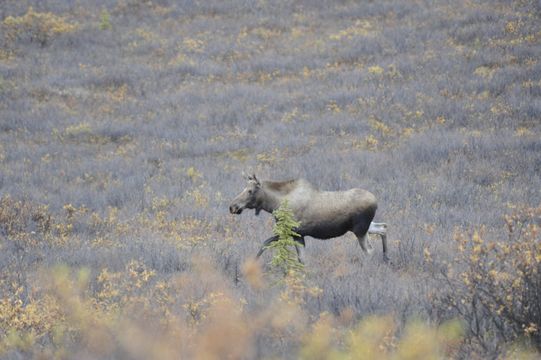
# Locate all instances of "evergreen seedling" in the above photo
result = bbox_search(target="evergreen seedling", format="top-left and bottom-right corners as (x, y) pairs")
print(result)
(267, 200), (304, 275)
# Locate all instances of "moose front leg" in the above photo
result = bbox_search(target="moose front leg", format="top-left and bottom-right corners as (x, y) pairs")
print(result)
(256, 235), (305, 264)
(256, 235), (279, 258)
(294, 236), (305, 264)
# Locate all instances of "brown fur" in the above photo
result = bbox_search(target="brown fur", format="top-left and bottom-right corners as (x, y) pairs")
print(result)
(262, 180), (301, 195)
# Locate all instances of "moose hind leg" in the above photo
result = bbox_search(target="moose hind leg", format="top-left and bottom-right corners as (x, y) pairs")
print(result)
(368, 222), (390, 262)
(381, 232), (389, 262)
(353, 217), (374, 255)
(356, 233), (374, 255)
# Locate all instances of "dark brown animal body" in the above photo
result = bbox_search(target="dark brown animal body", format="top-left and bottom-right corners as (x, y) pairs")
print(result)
(229, 175), (389, 262)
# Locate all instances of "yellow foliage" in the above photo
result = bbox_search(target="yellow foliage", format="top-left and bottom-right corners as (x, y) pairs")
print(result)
(402, 127), (415, 137)
(281, 107), (300, 123)
(0, 257), (468, 359)
(168, 52), (196, 67)
(387, 64), (402, 78)
(64, 122), (92, 137)
(61, 123), (119, 144)
(368, 65), (384, 75)
(0, 196), (53, 248)
(329, 20), (374, 41)
(2, 7), (77, 46)
(279, 270), (322, 306)
(257, 149), (279, 165)
(348, 315), (396, 358)
(134, 28), (159, 42)
(241, 258), (265, 290)
(444, 206), (541, 349)
(395, 320), (462, 360)
(251, 26), (282, 40)
(369, 117), (393, 136)
(300, 315), (462, 360)
(395, 322), (439, 360)
(183, 37), (205, 53)
(474, 65), (496, 79)
(299, 313), (339, 360)
(109, 83), (129, 102)
(365, 134), (379, 150)
(515, 127), (534, 137)
(186, 166), (202, 181)
(187, 187), (209, 208)
(327, 101), (341, 113)
(505, 21), (519, 34)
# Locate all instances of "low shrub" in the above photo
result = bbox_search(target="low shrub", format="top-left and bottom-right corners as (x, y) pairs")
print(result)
(436, 206), (541, 355)
(2, 7), (77, 47)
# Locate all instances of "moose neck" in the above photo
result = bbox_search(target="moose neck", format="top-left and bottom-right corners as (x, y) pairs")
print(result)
(258, 183), (284, 214)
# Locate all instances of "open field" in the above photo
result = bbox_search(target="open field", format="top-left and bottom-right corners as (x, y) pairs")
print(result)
(1, 0), (541, 358)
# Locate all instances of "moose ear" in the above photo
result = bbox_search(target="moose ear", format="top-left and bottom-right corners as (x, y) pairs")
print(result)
(250, 174), (261, 186)
(247, 173), (260, 185)
(243, 171), (253, 181)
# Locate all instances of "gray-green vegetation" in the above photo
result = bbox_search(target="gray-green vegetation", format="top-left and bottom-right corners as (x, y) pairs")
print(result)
(1, 0), (540, 358)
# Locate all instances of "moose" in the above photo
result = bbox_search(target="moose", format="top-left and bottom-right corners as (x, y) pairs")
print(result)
(229, 174), (389, 263)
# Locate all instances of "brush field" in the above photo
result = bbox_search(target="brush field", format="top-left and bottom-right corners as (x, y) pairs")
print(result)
(1, 0), (541, 358)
